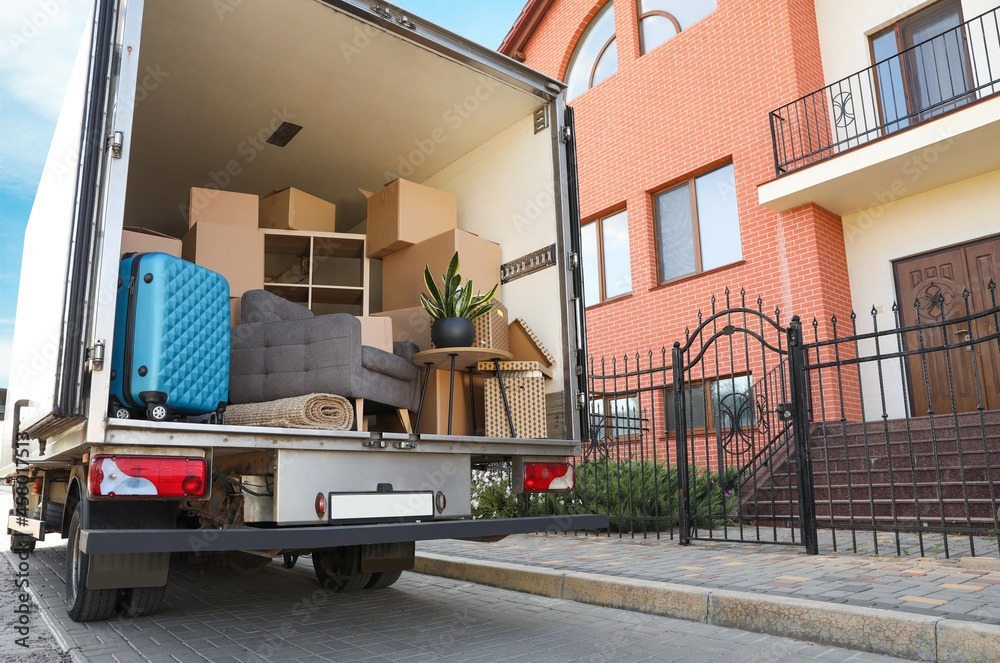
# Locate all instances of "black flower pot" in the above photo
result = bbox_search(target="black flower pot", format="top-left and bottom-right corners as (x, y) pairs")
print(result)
(431, 317), (476, 348)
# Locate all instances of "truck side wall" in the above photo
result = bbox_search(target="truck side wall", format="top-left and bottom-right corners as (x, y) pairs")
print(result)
(1, 21), (93, 473)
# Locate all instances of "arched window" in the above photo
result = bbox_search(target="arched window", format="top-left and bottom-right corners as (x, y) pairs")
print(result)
(566, 2), (618, 100)
(638, 0), (716, 54)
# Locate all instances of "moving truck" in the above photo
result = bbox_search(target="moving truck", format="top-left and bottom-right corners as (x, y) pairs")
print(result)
(2, 0), (604, 622)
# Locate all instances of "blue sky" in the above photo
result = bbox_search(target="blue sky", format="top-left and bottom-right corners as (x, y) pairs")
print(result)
(0, 0), (524, 388)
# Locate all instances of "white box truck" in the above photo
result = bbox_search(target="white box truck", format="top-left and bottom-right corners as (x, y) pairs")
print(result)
(2, 0), (603, 622)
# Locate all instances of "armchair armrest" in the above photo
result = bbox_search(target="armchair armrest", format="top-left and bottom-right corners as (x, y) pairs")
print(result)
(392, 341), (419, 363)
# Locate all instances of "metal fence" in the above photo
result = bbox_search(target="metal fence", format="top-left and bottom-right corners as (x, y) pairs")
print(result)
(769, 5), (1000, 175)
(520, 285), (1000, 559)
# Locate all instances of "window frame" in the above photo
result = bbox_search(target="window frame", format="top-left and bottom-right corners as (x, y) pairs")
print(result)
(565, 1), (618, 100)
(664, 374), (754, 436)
(637, 4), (681, 55)
(652, 162), (741, 285)
(582, 208), (631, 308)
(868, 0), (972, 129)
(590, 393), (643, 442)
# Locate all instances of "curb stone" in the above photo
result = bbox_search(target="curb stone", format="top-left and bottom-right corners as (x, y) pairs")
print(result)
(414, 552), (1000, 663)
(958, 557), (1000, 573)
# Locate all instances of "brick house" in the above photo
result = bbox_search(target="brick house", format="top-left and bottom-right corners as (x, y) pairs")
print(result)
(500, 0), (999, 440)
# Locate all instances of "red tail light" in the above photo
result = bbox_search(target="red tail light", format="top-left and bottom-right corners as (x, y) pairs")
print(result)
(523, 462), (574, 492)
(89, 455), (208, 499)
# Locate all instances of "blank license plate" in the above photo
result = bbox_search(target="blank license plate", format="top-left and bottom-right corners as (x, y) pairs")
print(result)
(328, 492), (434, 523)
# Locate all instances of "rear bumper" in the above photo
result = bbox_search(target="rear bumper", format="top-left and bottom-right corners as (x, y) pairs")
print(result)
(79, 515), (609, 554)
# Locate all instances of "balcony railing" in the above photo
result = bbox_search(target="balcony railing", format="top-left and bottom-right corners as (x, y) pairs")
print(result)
(769, 6), (1000, 176)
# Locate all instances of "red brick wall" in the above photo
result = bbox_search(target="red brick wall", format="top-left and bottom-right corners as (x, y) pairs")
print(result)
(519, 0), (854, 366)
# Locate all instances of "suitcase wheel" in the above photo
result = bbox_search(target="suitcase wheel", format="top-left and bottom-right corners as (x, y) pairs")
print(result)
(146, 403), (170, 422)
(108, 399), (131, 420)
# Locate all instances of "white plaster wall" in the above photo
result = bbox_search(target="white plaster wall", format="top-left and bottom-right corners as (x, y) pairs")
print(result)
(424, 114), (565, 394)
(812, 1), (998, 150)
(841, 168), (1000, 420)
(814, 0), (996, 84)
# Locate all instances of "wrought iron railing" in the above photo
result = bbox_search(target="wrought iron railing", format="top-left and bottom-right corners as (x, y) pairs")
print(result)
(769, 6), (1000, 176)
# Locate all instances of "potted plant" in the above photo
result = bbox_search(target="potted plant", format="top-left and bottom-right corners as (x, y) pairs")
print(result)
(420, 251), (498, 348)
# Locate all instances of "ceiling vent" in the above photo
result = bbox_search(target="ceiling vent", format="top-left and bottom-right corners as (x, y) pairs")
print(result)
(266, 122), (303, 147)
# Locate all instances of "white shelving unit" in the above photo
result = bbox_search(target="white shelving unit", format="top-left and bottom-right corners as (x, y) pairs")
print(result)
(262, 229), (369, 316)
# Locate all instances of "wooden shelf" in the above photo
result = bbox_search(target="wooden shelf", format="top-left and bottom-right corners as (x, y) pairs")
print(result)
(261, 230), (368, 314)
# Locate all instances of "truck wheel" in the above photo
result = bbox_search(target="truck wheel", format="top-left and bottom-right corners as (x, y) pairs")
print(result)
(117, 585), (166, 618)
(66, 506), (118, 622)
(312, 551), (371, 592)
(365, 570), (402, 590)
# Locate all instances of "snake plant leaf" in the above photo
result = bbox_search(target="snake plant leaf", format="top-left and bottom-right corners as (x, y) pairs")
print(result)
(423, 264), (444, 308)
(455, 279), (474, 317)
(419, 292), (445, 319)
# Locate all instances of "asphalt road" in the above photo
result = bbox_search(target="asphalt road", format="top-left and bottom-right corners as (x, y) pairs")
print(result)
(1, 488), (913, 662)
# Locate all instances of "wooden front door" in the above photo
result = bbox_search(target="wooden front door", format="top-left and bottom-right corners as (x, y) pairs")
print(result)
(895, 235), (1000, 415)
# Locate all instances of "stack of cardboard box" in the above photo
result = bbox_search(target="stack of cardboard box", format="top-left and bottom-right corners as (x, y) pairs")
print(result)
(181, 188), (263, 326)
(367, 178), (505, 435)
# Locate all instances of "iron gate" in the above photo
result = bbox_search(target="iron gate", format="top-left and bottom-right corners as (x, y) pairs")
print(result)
(558, 285), (1000, 559)
(670, 293), (818, 552)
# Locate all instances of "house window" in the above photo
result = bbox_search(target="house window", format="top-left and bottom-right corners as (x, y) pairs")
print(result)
(666, 375), (754, 434)
(638, 0), (717, 54)
(654, 163), (741, 283)
(581, 209), (631, 307)
(566, 2), (618, 100)
(871, 0), (971, 132)
(590, 395), (641, 440)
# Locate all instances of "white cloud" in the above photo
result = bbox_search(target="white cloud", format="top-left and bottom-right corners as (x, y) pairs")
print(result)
(0, 0), (92, 196)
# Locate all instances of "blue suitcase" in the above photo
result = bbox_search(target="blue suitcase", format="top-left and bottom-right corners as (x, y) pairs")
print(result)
(109, 252), (230, 422)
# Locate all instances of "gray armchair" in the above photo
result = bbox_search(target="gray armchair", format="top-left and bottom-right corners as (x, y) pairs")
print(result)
(230, 290), (420, 431)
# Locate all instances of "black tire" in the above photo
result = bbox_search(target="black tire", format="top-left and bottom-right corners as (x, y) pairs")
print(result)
(117, 585), (166, 618)
(112, 406), (131, 419)
(365, 569), (402, 590)
(146, 403), (169, 421)
(312, 550), (371, 592)
(66, 506), (118, 622)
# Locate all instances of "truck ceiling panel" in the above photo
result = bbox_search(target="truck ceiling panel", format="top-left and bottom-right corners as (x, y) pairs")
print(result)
(124, 0), (544, 236)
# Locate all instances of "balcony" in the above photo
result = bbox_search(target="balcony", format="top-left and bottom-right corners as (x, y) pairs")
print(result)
(759, 6), (1000, 215)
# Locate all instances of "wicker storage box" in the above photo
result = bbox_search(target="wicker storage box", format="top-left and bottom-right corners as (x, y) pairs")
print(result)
(473, 300), (509, 351)
(479, 361), (547, 439)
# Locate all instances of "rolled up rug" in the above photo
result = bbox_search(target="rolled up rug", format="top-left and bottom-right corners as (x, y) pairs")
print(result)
(225, 393), (354, 430)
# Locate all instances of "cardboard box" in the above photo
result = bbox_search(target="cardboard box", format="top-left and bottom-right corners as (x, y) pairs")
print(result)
(357, 316), (393, 353)
(182, 222), (264, 299)
(363, 178), (457, 258)
(483, 372), (546, 439)
(509, 318), (556, 374)
(381, 229), (501, 312)
(473, 300), (509, 351)
(188, 188), (258, 229)
(259, 187), (336, 232)
(120, 227), (181, 257)
(230, 297), (241, 327)
(371, 306), (432, 350)
(375, 371), (485, 436)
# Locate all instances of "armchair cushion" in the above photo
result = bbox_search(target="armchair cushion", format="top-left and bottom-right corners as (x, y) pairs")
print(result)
(230, 290), (421, 412)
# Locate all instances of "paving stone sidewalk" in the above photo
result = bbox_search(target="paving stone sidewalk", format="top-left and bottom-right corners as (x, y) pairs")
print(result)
(418, 533), (1000, 625)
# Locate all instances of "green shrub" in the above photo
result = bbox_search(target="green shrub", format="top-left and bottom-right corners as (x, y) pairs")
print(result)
(475, 460), (741, 533)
